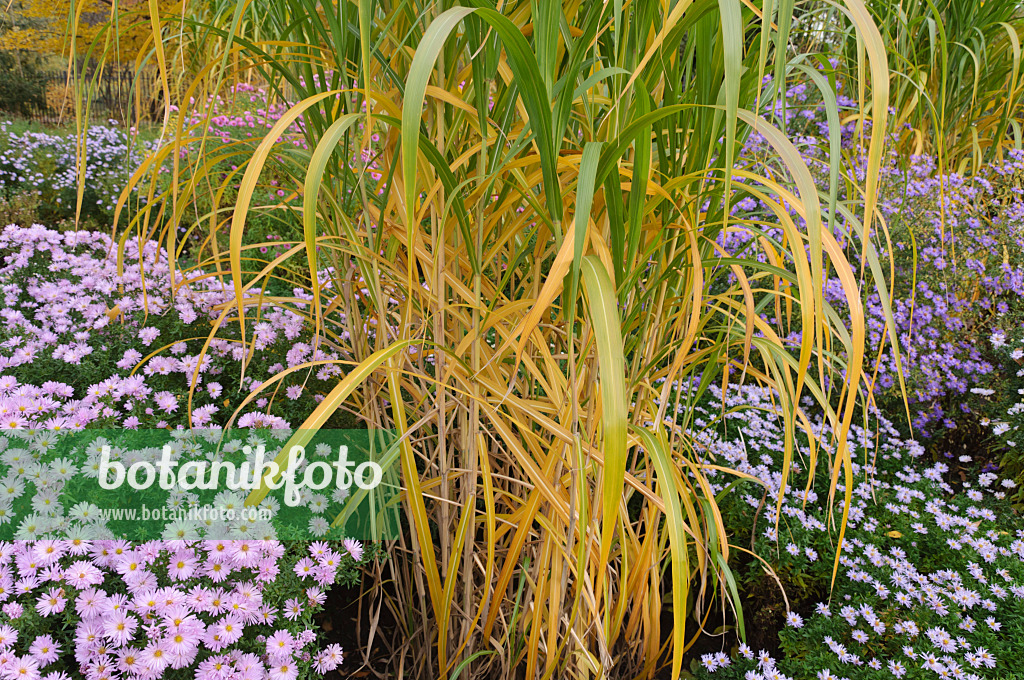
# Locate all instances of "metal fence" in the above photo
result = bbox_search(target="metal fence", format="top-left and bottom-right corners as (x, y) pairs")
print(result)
(25, 66), (162, 127)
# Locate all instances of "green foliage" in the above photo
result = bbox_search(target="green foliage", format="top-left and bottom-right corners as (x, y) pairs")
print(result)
(0, 50), (46, 116)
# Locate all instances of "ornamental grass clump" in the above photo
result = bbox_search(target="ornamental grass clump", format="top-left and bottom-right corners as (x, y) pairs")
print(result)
(815, 0), (1024, 172)
(71, 0), (903, 674)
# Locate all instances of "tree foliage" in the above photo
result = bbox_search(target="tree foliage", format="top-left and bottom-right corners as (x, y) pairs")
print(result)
(0, 0), (104, 54)
(0, 0), (181, 63)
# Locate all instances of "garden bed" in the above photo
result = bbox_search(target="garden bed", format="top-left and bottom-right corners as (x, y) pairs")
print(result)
(4, 3), (1024, 674)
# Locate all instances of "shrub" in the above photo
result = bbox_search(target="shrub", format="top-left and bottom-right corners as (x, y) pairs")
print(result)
(0, 52), (47, 118)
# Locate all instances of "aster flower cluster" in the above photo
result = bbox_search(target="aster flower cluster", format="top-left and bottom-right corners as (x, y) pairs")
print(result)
(0, 224), (349, 431)
(0, 121), (154, 225)
(973, 327), (1024, 460)
(177, 78), (387, 208)
(678, 382), (1024, 679)
(184, 83), (304, 146)
(0, 217), (382, 677)
(0, 539), (351, 680)
(857, 154), (1024, 439)
(1, 79), (388, 259)
(708, 81), (1024, 443)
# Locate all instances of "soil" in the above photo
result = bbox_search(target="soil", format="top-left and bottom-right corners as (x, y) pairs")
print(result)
(316, 577), (400, 679)
(318, 560), (800, 679)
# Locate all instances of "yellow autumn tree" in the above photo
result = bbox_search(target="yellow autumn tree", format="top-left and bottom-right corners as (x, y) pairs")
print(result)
(0, 0), (107, 55)
(0, 0), (180, 62)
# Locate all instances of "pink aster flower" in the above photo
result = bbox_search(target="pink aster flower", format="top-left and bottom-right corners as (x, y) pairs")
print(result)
(0, 415), (26, 430)
(168, 553), (197, 580)
(165, 632), (201, 663)
(214, 614), (244, 648)
(268, 660), (298, 680)
(102, 610), (138, 647)
(153, 391), (179, 414)
(35, 587), (66, 617)
(31, 540), (65, 566)
(206, 587), (229, 614)
(228, 541), (257, 566)
(138, 327), (161, 346)
(4, 657), (40, 680)
(314, 644), (343, 673)
(64, 561), (103, 588)
(306, 587), (326, 605)
(256, 605), (278, 625)
(205, 560), (232, 583)
(75, 589), (106, 619)
(282, 597), (303, 621)
(114, 648), (145, 676)
(28, 635), (60, 666)
(265, 630), (294, 659)
(140, 641), (170, 673)
(342, 539), (363, 562)
(0, 625), (17, 649)
(293, 558), (315, 579)
(115, 349), (143, 370)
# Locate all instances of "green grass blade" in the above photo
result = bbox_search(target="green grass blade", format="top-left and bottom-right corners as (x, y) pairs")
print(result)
(580, 255), (627, 587)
